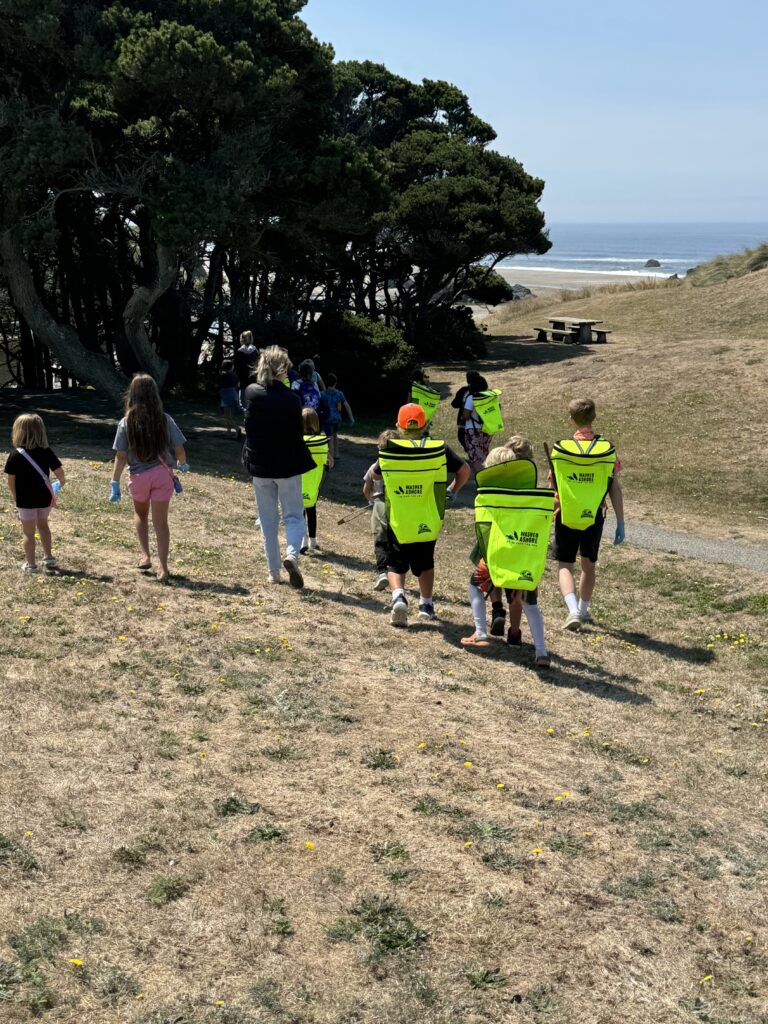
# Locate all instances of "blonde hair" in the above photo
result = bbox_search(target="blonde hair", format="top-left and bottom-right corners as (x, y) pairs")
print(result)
(503, 435), (534, 459)
(568, 398), (596, 426)
(12, 413), (48, 449)
(398, 425), (423, 440)
(302, 407), (320, 434)
(484, 446), (516, 468)
(256, 345), (291, 387)
(377, 428), (398, 451)
(240, 330), (254, 346)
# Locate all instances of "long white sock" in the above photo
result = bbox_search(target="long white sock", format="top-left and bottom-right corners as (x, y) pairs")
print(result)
(524, 604), (547, 657)
(578, 598), (590, 616)
(564, 592), (579, 615)
(392, 587), (406, 604)
(468, 582), (488, 637)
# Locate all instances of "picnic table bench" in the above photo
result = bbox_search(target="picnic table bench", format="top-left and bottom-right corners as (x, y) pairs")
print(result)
(533, 317), (611, 344)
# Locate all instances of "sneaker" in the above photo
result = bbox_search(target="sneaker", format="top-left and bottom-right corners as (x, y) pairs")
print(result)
(374, 572), (389, 592)
(579, 610), (594, 625)
(534, 653), (552, 669)
(282, 555), (304, 590)
(41, 555), (58, 568)
(268, 570), (282, 584)
(390, 598), (408, 627)
(506, 628), (522, 646)
(490, 610), (506, 636)
(22, 563), (39, 574)
(309, 539), (321, 552)
(563, 611), (582, 631)
(418, 602), (437, 622)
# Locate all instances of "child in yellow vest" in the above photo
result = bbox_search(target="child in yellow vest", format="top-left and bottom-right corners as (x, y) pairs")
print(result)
(363, 428), (398, 591)
(301, 408), (332, 553)
(549, 398), (625, 630)
(462, 438), (550, 667)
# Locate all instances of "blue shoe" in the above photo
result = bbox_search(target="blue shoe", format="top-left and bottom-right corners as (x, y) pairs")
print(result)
(418, 602), (437, 622)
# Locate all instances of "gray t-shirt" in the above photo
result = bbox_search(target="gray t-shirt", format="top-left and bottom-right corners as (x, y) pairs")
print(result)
(113, 414), (186, 474)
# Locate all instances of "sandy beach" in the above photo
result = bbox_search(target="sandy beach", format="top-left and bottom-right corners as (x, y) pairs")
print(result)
(496, 265), (664, 292)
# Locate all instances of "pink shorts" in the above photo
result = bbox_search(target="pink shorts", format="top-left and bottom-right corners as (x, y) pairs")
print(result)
(128, 463), (174, 503)
(18, 506), (51, 523)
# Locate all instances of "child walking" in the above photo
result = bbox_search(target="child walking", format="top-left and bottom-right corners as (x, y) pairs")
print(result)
(323, 373), (355, 460)
(462, 439), (553, 667)
(300, 407), (332, 553)
(548, 398), (625, 630)
(363, 428), (398, 591)
(4, 413), (66, 572)
(110, 373), (189, 583)
(218, 359), (243, 439)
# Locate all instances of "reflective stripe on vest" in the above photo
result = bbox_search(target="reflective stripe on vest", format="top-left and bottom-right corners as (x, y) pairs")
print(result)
(410, 382), (440, 424)
(302, 434), (329, 508)
(475, 487), (555, 590)
(378, 439), (448, 544)
(550, 437), (616, 529)
(472, 389), (504, 436)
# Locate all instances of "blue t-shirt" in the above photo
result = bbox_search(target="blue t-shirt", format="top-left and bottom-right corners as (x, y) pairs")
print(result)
(324, 387), (346, 423)
(291, 380), (321, 411)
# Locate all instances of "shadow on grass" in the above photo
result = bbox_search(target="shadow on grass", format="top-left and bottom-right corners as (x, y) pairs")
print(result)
(48, 568), (115, 583)
(165, 574), (249, 596)
(601, 628), (714, 665)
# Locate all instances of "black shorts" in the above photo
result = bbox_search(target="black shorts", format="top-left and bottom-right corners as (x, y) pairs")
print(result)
(387, 528), (436, 577)
(553, 511), (605, 564)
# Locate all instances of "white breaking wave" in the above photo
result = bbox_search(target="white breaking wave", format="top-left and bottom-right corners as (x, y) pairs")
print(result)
(498, 265), (674, 277)
(512, 256), (689, 264)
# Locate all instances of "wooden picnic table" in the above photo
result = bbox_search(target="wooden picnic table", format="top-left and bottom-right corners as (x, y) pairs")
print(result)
(548, 317), (604, 343)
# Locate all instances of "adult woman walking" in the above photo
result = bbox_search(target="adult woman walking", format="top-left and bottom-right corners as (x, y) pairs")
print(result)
(243, 346), (314, 588)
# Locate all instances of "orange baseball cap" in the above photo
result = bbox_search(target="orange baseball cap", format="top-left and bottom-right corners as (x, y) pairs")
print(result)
(397, 403), (427, 429)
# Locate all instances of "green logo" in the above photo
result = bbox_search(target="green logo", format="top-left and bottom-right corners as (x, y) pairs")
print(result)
(519, 569), (534, 582)
(417, 523), (431, 535)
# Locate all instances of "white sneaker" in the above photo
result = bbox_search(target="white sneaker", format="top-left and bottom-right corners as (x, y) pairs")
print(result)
(282, 555), (304, 590)
(309, 538), (320, 552)
(563, 611), (582, 631)
(390, 599), (408, 627)
(268, 570), (282, 584)
(22, 563), (39, 574)
(579, 610), (594, 625)
(374, 573), (389, 592)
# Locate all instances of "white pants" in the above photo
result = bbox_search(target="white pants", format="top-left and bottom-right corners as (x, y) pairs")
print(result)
(252, 474), (305, 573)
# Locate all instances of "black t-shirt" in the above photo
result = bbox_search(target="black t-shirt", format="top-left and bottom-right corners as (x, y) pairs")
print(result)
(451, 386), (470, 426)
(373, 443), (465, 477)
(4, 447), (61, 508)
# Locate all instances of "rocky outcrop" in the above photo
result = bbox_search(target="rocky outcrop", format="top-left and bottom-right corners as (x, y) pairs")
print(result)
(645, 258), (661, 268)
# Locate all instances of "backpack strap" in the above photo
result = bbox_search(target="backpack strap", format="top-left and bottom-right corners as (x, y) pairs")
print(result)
(16, 448), (57, 507)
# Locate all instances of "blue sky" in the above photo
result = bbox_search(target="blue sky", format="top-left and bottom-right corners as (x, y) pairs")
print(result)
(303, 0), (767, 223)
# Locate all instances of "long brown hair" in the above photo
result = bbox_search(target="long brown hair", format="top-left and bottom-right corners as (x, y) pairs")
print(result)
(125, 374), (168, 462)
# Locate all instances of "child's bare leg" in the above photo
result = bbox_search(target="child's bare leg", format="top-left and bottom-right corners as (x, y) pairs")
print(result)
(508, 596), (523, 633)
(417, 568), (434, 602)
(37, 517), (53, 558)
(21, 521), (37, 565)
(151, 500), (171, 579)
(578, 557), (596, 602)
(133, 500), (152, 566)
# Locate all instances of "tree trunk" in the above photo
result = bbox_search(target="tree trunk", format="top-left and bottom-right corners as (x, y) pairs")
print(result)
(1, 227), (128, 401)
(122, 241), (175, 385)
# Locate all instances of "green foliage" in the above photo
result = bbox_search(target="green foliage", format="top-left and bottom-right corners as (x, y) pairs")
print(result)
(309, 313), (418, 408)
(690, 242), (768, 286)
(145, 874), (189, 906)
(462, 266), (517, 305)
(351, 894), (429, 959)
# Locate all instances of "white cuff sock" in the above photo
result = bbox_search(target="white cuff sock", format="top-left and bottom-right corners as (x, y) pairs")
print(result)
(392, 588), (406, 603)
(578, 598), (590, 615)
(564, 592), (579, 615)
(524, 604), (547, 657)
(468, 582), (488, 636)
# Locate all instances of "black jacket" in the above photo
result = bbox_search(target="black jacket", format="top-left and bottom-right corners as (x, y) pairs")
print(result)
(243, 382), (314, 479)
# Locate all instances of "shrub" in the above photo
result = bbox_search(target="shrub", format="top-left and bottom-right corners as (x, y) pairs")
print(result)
(308, 313), (419, 408)
(413, 304), (486, 360)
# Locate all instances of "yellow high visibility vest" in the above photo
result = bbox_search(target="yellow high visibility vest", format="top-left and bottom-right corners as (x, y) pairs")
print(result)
(475, 459), (554, 590)
(410, 382), (440, 424)
(550, 437), (617, 530)
(378, 438), (448, 544)
(472, 389), (504, 436)
(302, 434), (329, 508)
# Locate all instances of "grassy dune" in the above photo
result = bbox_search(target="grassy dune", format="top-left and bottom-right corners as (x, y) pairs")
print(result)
(1, 353), (767, 1023)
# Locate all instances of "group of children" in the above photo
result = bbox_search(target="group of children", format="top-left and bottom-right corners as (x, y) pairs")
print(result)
(4, 370), (624, 666)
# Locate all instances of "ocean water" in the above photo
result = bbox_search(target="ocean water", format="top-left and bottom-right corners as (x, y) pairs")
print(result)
(498, 222), (768, 278)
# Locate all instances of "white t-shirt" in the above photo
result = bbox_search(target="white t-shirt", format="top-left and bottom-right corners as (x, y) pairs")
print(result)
(364, 463), (385, 499)
(463, 394), (482, 430)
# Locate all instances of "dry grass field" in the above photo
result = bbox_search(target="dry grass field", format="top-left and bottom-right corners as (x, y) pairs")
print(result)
(1, 272), (767, 1024)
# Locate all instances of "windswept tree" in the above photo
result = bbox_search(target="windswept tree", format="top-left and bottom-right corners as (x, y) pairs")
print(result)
(0, 0), (333, 399)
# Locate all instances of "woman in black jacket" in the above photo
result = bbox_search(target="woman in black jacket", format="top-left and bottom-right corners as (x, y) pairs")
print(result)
(243, 346), (314, 588)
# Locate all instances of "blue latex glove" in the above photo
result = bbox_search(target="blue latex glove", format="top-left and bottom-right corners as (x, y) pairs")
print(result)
(109, 480), (121, 503)
(614, 521), (625, 545)
(52, 480), (61, 495)
(177, 463), (190, 474)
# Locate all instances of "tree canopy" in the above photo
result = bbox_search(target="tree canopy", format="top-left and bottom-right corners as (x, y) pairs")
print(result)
(0, 1), (549, 402)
